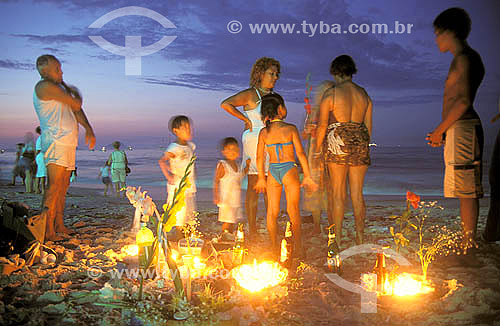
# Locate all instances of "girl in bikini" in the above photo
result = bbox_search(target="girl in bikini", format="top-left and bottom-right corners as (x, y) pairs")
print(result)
(254, 93), (317, 259)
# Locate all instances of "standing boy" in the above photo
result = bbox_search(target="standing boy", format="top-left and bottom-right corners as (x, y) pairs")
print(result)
(427, 8), (485, 248)
(158, 116), (197, 237)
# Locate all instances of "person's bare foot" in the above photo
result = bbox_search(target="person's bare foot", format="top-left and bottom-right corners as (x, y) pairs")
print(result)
(56, 226), (76, 235)
(57, 232), (71, 239)
(45, 233), (64, 241)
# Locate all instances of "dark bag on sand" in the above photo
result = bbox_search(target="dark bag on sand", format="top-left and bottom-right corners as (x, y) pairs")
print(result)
(125, 166), (131, 175)
(0, 201), (36, 256)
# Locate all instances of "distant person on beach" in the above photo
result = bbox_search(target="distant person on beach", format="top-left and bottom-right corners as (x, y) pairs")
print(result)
(213, 137), (250, 237)
(34, 54), (96, 241)
(18, 132), (36, 193)
(98, 161), (112, 197)
(34, 126), (47, 194)
(158, 115), (197, 238)
(221, 57), (282, 240)
(107, 141), (128, 197)
(482, 100), (500, 242)
(70, 167), (77, 183)
(254, 93), (317, 259)
(427, 8), (485, 248)
(302, 80), (335, 233)
(10, 143), (26, 186)
(316, 55), (373, 247)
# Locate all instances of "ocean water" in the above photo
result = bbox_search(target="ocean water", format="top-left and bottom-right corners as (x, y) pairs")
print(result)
(0, 145), (491, 201)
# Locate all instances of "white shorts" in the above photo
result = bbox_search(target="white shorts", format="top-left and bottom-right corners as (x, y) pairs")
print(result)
(167, 183), (196, 226)
(44, 142), (76, 170)
(444, 119), (484, 198)
(111, 168), (126, 183)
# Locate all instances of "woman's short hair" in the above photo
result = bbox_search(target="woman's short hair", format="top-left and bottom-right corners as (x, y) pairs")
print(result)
(249, 57), (280, 87)
(36, 54), (58, 74)
(329, 55), (357, 77)
(433, 7), (471, 40)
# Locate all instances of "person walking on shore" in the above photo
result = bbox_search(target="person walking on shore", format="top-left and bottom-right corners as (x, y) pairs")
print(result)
(107, 141), (128, 197)
(34, 126), (47, 195)
(34, 54), (96, 241)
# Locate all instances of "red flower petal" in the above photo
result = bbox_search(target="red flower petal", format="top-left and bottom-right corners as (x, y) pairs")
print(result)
(406, 191), (420, 209)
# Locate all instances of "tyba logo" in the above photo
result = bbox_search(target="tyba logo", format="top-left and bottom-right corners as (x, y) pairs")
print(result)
(88, 6), (177, 75)
(324, 244), (411, 313)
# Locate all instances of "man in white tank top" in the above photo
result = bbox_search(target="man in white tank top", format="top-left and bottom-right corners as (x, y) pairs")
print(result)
(33, 54), (96, 242)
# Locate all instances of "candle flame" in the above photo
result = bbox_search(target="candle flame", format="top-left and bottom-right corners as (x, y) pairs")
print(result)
(121, 244), (139, 256)
(362, 272), (434, 296)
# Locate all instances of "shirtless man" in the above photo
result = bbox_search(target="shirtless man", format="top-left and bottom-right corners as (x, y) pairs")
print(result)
(316, 55), (373, 247)
(34, 54), (96, 241)
(427, 8), (485, 248)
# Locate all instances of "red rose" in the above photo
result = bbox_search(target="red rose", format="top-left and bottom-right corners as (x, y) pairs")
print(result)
(406, 191), (420, 209)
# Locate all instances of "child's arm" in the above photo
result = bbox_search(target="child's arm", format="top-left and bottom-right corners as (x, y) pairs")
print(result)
(213, 162), (225, 205)
(292, 125), (318, 191)
(158, 152), (176, 184)
(106, 153), (112, 166)
(254, 129), (267, 193)
(98, 168), (102, 178)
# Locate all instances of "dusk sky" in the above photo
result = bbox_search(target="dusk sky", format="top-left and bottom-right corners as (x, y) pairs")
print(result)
(0, 0), (499, 149)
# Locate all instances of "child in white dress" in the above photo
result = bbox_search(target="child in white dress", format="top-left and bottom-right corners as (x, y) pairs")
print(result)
(213, 137), (250, 234)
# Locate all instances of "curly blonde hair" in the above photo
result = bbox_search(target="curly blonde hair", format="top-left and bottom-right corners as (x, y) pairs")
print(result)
(249, 57), (280, 87)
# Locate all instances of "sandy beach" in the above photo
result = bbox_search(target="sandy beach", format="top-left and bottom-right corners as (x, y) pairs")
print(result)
(0, 180), (499, 325)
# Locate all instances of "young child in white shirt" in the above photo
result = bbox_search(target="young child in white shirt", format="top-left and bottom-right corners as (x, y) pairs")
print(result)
(213, 137), (250, 236)
(159, 116), (197, 236)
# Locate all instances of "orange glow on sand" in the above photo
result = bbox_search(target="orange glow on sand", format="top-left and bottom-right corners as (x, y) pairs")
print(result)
(232, 260), (288, 293)
(362, 272), (434, 296)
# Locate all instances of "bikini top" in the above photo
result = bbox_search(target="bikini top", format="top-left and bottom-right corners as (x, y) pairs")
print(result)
(266, 141), (292, 163)
(243, 88), (266, 131)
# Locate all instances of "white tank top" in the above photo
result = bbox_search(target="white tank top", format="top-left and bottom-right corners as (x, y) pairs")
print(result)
(218, 160), (243, 208)
(243, 88), (265, 130)
(33, 86), (78, 149)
